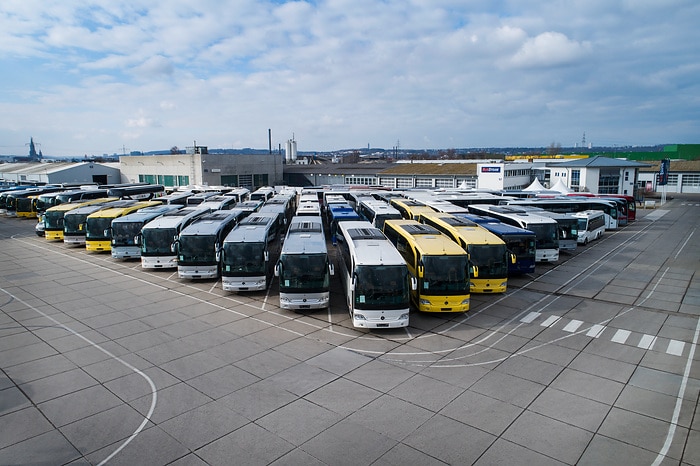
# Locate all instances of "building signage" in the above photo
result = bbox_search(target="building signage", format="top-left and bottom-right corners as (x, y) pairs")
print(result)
(481, 166), (501, 173)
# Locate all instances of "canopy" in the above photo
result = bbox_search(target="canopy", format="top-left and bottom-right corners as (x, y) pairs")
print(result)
(550, 179), (572, 194)
(523, 178), (547, 191)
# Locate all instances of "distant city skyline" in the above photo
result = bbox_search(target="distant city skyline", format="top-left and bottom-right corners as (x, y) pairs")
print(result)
(1, 2), (699, 157)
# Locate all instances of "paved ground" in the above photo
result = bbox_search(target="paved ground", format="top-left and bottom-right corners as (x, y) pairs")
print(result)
(1, 195), (699, 465)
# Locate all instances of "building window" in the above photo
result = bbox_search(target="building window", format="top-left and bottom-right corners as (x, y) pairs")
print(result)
(238, 174), (253, 188)
(415, 178), (433, 188)
(345, 176), (376, 185)
(682, 174), (700, 187)
(396, 178), (414, 188)
(139, 174), (157, 184)
(379, 177), (396, 188)
(177, 175), (189, 186)
(570, 170), (580, 189)
(221, 175), (238, 186)
(435, 178), (454, 188)
(598, 170), (620, 194)
(253, 174), (269, 188)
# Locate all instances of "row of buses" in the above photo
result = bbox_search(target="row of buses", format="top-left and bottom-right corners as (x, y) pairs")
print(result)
(9, 183), (633, 331)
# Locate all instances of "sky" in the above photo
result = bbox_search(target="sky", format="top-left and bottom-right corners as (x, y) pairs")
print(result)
(1, 0), (699, 157)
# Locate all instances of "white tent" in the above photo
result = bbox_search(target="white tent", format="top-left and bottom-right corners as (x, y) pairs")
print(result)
(550, 179), (572, 194)
(523, 178), (547, 191)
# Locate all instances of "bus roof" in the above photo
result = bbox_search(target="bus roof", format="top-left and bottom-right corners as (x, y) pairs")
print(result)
(85, 201), (163, 219)
(384, 219), (466, 256)
(179, 209), (244, 236)
(110, 205), (182, 225)
(337, 220), (406, 267)
(282, 216), (327, 255)
(420, 212), (506, 246)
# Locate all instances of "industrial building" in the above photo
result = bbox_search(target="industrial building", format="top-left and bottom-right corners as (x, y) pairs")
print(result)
(0, 161), (121, 186)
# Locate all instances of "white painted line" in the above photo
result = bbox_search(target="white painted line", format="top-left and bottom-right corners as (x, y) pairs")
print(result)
(611, 329), (631, 344)
(587, 324), (605, 338)
(638, 334), (657, 350)
(540, 315), (561, 327)
(521, 312), (540, 323)
(563, 320), (583, 333)
(666, 340), (685, 356)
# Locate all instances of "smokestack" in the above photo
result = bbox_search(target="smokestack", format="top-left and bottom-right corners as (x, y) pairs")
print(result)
(268, 129), (272, 154)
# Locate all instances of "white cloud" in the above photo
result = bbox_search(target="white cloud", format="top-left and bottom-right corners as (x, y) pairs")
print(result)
(507, 31), (591, 69)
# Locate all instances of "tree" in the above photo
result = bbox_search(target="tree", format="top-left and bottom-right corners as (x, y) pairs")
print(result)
(170, 146), (180, 154)
(546, 142), (562, 155)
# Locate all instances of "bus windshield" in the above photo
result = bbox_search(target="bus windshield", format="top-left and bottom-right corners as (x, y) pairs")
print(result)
(279, 253), (329, 291)
(527, 224), (559, 249)
(44, 211), (65, 229)
(141, 228), (176, 255)
(112, 222), (142, 246)
(421, 255), (470, 294)
(178, 235), (217, 263)
(354, 265), (409, 309)
(506, 236), (536, 258)
(468, 244), (508, 278)
(64, 214), (87, 234)
(86, 217), (112, 240)
(222, 242), (265, 275)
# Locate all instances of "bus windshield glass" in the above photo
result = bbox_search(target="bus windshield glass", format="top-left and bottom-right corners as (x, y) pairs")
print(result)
(44, 211), (65, 229)
(421, 255), (470, 294)
(527, 224), (559, 249)
(86, 217), (112, 240)
(279, 253), (328, 291)
(468, 244), (508, 277)
(141, 228), (176, 255)
(112, 222), (142, 246)
(178, 235), (217, 263)
(64, 214), (87, 234)
(354, 265), (409, 309)
(222, 242), (265, 275)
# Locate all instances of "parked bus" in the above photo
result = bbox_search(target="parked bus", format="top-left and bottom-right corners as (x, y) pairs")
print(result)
(222, 187), (251, 204)
(175, 209), (244, 279)
(597, 194), (636, 221)
(35, 188), (110, 214)
(186, 191), (221, 206)
(153, 190), (193, 206)
(250, 186), (275, 203)
(196, 195), (239, 212)
(389, 198), (436, 220)
(63, 200), (138, 246)
(110, 205), (183, 259)
(107, 184), (165, 200)
(4, 187), (64, 217)
(573, 210), (606, 245)
(221, 213), (281, 291)
(296, 199), (322, 216)
(140, 207), (210, 269)
(258, 194), (295, 232)
(455, 214), (537, 275)
(419, 213), (513, 294)
(275, 216), (334, 310)
(327, 203), (361, 242)
(42, 198), (119, 240)
(357, 199), (402, 230)
(504, 206), (578, 253)
(234, 199), (264, 217)
(505, 198), (619, 230)
(335, 221), (413, 328)
(383, 219), (472, 313)
(85, 201), (163, 252)
(467, 204), (560, 263)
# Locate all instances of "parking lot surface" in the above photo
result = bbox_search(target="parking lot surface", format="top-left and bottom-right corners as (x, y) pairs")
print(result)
(1, 195), (699, 465)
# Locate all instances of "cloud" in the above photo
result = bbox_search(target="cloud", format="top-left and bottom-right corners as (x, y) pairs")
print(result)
(507, 31), (591, 69)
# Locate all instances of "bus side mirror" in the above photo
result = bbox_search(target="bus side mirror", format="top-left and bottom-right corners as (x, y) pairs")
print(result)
(171, 240), (178, 253)
(471, 265), (479, 278)
(411, 276), (418, 291)
(510, 253), (516, 264)
(329, 263), (335, 276)
(104, 227), (111, 236)
(274, 262), (281, 277)
(350, 274), (356, 291)
(417, 264), (424, 278)
(134, 234), (141, 245)
(264, 251), (269, 262)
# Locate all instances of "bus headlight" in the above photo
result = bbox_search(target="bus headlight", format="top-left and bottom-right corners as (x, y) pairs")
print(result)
(354, 313), (366, 320)
(500, 281), (508, 288)
(461, 298), (470, 305)
(280, 297), (290, 303)
(399, 313), (409, 320)
(419, 299), (431, 306)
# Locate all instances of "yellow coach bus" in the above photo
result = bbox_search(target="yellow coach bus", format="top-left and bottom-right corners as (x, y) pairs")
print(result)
(383, 219), (472, 313)
(419, 212), (514, 294)
(84, 201), (162, 252)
